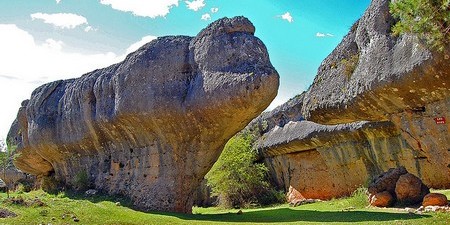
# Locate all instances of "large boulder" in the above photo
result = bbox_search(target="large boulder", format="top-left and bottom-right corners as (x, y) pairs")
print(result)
(368, 167), (407, 197)
(7, 16), (279, 213)
(395, 173), (430, 205)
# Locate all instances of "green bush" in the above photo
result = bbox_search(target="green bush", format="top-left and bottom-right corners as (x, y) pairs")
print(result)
(206, 132), (283, 208)
(347, 186), (369, 208)
(390, 0), (450, 51)
(73, 170), (90, 191)
(41, 175), (61, 194)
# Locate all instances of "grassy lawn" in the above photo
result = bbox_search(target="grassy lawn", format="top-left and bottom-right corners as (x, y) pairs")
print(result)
(0, 190), (448, 225)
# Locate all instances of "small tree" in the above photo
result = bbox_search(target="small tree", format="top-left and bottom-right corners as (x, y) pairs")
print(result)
(390, 0), (450, 51)
(206, 132), (281, 208)
(0, 139), (13, 198)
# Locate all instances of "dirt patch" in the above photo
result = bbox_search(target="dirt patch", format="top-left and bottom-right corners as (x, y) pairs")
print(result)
(0, 208), (17, 218)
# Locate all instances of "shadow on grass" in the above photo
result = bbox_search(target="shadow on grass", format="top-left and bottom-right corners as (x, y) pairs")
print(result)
(158, 208), (430, 223)
(61, 190), (133, 207)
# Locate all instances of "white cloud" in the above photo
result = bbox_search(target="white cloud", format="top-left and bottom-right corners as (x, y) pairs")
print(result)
(56, 0), (61, 3)
(201, 13), (211, 21)
(84, 25), (97, 32)
(211, 7), (219, 13)
(279, 12), (293, 23)
(185, 0), (205, 11)
(125, 35), (158, 55)
(31, 13), (88, 29)
(0, 24), (160, 138)
(100, 0), (179, 18)
(316, 32), (334, 38)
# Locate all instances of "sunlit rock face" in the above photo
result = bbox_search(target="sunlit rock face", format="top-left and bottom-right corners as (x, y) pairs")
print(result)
(7, 16), (279, 213)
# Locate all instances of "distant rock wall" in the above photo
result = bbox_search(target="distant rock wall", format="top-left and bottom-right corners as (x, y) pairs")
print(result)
(8, 17), (279, 213)
(252, 0), (449, 200)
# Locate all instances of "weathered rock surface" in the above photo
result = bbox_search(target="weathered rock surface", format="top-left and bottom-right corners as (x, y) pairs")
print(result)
(301, 0), (450, 187)
(369, 191), (394, 207)
(247, 0), (449, 202)
(7, 16), (279, 213)
(395, 173), (429, 205)
(422, 193), (448, 207)
(258, 119), (427, 199)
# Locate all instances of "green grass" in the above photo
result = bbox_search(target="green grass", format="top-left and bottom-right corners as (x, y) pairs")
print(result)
(0, 189), (448, 225)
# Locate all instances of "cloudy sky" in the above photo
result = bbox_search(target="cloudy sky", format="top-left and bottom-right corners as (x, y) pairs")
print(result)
(0, 0), (370, 139)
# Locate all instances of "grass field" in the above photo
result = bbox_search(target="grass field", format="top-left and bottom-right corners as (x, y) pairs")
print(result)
(0, 189), (448, 225)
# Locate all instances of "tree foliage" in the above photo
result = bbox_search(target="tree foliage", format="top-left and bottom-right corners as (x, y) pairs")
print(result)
(206, 132), (283, 208)
(390, 0), (450, 51)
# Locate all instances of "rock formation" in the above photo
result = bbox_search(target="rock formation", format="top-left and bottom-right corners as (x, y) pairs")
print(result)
(368, 167), (429, 207)
(7, 16), (279, 213)
(247, 0), (449, 202)
(301, 0), (449, 187)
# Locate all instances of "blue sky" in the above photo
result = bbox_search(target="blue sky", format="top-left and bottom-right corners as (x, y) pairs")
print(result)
(0, 0), (370, 139)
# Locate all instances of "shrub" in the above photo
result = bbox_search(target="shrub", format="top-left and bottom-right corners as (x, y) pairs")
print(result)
(390, 0), (450, 51)
(347, 186), (369, 208)
(73, 170), (90, 191)
(206, 132), (283, 208)
(41, 175), (62, 194)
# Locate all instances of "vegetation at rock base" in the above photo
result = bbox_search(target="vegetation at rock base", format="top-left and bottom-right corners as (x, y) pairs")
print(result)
(73, 170), (90, 191)
(206, 132), (284, 208)
(390, 0), (450, 51)
(0, 189), (448, 224)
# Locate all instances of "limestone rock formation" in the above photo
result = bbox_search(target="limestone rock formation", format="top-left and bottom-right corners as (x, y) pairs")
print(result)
(246, 0), (449, 202)
(301, 0), (450, 187)
(422, 193), (448, 207)
(7, 16), (279, 213)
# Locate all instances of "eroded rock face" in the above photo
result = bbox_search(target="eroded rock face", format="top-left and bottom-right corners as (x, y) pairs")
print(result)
(248, 0), (449, 202)
(7, 16), (279, 213)
(301, 0), (450, 187)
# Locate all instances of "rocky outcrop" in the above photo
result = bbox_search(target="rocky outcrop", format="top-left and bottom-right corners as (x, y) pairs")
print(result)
(250, 0), (449, 202)
(301, 0), (449, 187)
(7, 16), (279, 213)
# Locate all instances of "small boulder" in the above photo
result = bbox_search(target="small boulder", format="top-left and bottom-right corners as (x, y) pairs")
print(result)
(85, 189), (97, 196)
(368, 167), (407, 196)
(370, 191), (394, 207)
(287, 186), (306, 204)
(422, 193), (448, 207)
(395, 173), (429, 205)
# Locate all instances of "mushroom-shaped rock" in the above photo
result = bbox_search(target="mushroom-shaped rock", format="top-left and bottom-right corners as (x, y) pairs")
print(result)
(7, 16), (279, 213)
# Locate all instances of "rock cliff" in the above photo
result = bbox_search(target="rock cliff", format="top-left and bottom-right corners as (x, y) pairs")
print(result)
(251, 0), (449, 200)
(7, 16), (279, 213)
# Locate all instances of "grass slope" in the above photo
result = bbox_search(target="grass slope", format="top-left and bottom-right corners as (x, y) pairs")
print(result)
(0, 190), (448, 225)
